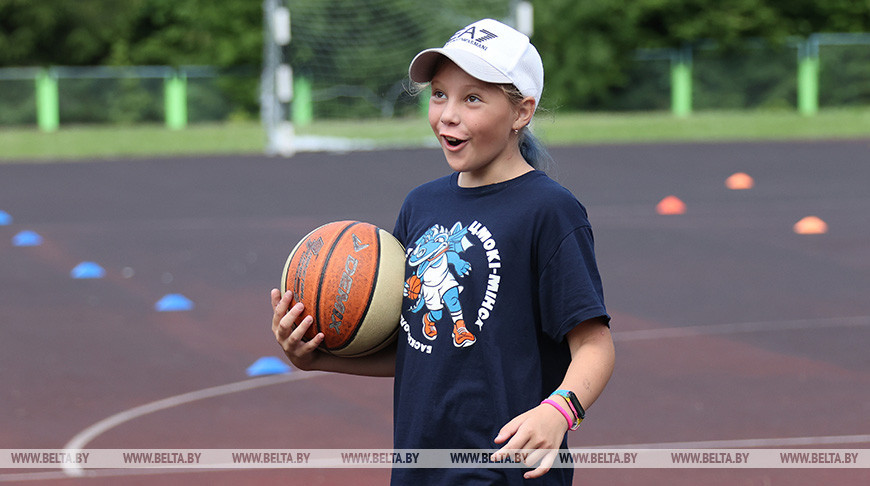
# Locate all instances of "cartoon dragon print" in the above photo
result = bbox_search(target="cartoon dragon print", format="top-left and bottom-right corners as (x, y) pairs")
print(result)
(405, 222), (476, 348)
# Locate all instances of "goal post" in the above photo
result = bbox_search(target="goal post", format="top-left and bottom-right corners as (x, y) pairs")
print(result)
(261, 0), (295, 156)
(260, 0), (518, 156)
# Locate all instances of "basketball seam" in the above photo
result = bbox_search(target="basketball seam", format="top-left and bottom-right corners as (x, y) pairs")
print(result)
(282, 226), (319, 300)
(338, 326), (398, 358)
(331, 225), (380, 353)
(315, 221), (358, 349)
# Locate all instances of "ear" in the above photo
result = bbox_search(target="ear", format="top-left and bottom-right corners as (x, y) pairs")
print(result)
(512, 97), (536, 131)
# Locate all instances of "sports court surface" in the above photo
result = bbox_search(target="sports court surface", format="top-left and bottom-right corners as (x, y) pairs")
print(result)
(1, 139), (868, 485)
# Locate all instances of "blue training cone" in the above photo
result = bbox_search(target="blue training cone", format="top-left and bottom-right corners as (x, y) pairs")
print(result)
(154, 293), (195, 312)
(0, 210), (11, 225)
(13, 230), (43, 247)
(246, 357), (292, 376)
(71, 262), (106, 279)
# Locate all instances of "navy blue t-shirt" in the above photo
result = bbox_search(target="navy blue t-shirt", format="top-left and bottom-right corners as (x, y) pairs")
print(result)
(391, 170), (609, 485)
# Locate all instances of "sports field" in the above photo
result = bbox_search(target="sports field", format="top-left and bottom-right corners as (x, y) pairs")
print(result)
(2, 109), (870, 161)
(1, 133), (869, 484)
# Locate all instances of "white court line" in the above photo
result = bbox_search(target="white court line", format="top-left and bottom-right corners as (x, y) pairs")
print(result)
(60, 371), (325, 477)
(0, 468), (226, 483)
(585, 434), (870, 449)
(613, 316), (870, 342)
(8, 316), (865, 481)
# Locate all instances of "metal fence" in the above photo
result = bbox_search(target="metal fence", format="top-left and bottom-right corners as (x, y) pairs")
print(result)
(0, 33), (867, 132)
(0, 66), (258, 131)
(629, 33), (870, 117)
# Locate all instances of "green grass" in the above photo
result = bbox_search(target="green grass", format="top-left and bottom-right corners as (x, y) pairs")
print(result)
(0, 123), (266, 161)
(1, 108), (869, 161)
(537, 108), (870, 145)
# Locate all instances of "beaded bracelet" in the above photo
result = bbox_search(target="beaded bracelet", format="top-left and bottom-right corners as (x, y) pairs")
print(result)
(541, 398), (573, 429)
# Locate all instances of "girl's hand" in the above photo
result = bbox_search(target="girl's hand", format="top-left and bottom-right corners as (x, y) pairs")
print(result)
(491, 403), (569, 479)
(270, 289), (324, 371)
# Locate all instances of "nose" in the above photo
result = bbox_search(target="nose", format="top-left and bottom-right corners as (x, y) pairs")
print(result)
(438, 98), (460, 126)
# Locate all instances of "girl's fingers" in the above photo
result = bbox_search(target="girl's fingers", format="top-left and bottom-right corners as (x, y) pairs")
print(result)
(282, 315), (323, 359)
(280, 313), (317, 346)
(301, 331), (324, 353)
(523, 447), (549, 469)
(523, 450), (557, 479)
(288, 313), (313, 341)
(492, 430), (530, 462)
(493, 413), (524, 445)
(272, 291), (294, 330)
(275, 293), (309, 338)
(276, 305), (301, 340)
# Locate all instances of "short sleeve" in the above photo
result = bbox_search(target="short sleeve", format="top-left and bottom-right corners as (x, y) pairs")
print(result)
(538, 225), (610, 341)
(392, 197), (410, 247)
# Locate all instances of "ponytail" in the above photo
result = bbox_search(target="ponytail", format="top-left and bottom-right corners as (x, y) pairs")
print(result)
(496, 83), (555, 174)
(518, 127), (554, 174)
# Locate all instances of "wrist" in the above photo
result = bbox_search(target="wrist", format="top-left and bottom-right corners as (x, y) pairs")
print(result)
(539, 403), (570, 435)
(549, 389), (584, 430)
(540, 398), (573, 431)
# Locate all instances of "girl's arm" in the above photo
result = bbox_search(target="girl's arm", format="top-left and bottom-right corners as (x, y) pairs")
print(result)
(492, 316), (615, 479)
(270, 289), (396, 377)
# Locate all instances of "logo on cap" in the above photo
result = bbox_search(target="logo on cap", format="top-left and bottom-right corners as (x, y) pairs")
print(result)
(447, 26), (498, 50)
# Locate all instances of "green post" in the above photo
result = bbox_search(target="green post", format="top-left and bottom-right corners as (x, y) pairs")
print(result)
(164, 71), (188, 130)
(35, 68), (59, 132)
(670, 47), (692, 117)
(797, 39), (819, 116)
(291, 76), (313, 126)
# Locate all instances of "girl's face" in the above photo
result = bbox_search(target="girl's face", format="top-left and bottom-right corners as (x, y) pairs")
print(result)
(428, 60), (533, 187)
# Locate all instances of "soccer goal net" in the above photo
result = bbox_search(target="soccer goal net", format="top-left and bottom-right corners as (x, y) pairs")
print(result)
(262, 0), (518, 154)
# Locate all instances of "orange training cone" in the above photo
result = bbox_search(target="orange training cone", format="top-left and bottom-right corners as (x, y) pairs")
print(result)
(793, 216), (828, 235)
(656, 195), (686, 215)
(725, 172), (754, 190)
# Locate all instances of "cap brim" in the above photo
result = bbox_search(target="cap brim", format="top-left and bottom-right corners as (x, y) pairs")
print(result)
(409, 48), (513, 85)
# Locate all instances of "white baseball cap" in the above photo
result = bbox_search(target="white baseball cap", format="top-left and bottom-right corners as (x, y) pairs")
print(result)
(409, 18), (544, 109)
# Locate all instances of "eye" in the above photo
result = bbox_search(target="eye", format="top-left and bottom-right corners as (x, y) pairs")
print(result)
(432, 90), (446, 99)
(467, 94), (481, 103)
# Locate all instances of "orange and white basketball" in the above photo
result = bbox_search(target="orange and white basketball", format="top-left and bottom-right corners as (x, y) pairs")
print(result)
(281, 221), (405, 357)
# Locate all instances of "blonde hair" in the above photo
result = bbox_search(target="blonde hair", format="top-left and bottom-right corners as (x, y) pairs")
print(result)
(497, 84), (552, 173)
(409, 62), (553, 173)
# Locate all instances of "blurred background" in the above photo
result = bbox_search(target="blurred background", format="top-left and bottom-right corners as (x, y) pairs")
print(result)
(2, 3), (869, 484)
(1, 0), (868, 157)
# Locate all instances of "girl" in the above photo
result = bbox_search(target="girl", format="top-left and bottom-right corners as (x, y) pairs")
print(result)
(271, 18), (615, 485)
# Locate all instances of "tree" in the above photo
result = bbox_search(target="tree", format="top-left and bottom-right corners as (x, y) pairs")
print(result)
(121, 0), (261, 67)
(532, 0), (643, 110)
(530, 0), (870, 110)
(0, 0), (139, 66)
(1, 0), (868, 115)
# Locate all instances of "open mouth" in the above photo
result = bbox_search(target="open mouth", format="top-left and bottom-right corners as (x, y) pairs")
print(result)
(443, 136), (466, 148)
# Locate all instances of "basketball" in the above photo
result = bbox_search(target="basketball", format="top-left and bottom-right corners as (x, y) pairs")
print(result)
(405, 274), (422, 300)
(280, 221), (405, 357)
